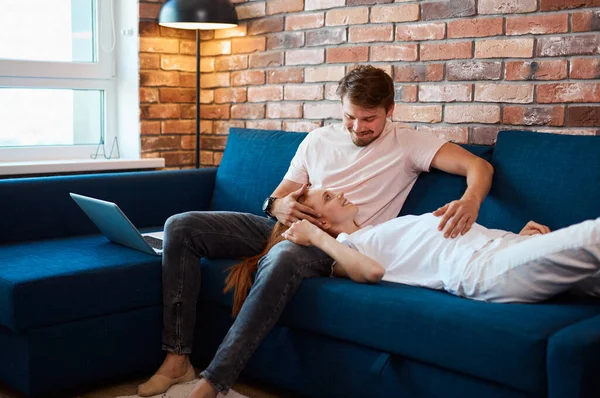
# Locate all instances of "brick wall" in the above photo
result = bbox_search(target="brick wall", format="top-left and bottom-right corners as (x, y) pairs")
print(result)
(139, 0), (600, 168)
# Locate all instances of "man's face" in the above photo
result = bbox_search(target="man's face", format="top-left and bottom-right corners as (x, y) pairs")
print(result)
(342, 95), (394, 147)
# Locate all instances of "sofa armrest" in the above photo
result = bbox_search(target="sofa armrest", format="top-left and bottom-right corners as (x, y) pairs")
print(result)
(547, 312), (600, 398)
(0, 168), (217, 244)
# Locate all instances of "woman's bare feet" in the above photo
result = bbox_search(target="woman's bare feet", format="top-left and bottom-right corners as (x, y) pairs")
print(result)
(137, 353), (196, 396)
(187, 378), (218, 398)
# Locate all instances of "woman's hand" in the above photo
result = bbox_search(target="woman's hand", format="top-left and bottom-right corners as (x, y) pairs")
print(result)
(519, 221), (551, 236)
(281, 219), (323, 246)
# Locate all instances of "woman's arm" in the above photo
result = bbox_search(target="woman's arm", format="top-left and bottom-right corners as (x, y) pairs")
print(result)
(282, 220), (385, 283)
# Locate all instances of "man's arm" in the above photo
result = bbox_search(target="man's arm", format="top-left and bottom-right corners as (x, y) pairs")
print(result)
(269, 179), (321, 226)
(430, 142), (495, 238)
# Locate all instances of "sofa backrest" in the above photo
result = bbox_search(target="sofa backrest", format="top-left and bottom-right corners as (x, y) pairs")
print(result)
(0, 169), (215, 244)
(211, 128), (307, 215)
(477, 130), (600, 232)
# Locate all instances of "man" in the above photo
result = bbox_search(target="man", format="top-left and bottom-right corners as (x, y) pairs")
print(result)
(138, 65), (494, 398)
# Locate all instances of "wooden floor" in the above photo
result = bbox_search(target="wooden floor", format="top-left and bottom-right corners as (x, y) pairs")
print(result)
(0, 368), (290, 398)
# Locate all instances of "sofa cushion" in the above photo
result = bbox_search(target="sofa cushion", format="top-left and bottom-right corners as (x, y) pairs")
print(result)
(478, 130), (600, 232)
(0, 235), (162, 332)
(211, 128), (307, 215)
(199, 257), (600, 395)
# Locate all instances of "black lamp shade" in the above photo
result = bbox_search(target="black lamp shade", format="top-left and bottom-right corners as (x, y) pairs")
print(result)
(158, 0), (238, 30)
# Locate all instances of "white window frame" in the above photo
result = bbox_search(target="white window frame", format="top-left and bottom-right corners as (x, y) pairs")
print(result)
(0, 0), (117, 162)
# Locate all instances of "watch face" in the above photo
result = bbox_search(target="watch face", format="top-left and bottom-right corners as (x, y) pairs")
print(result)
(262, 197), (270, 212)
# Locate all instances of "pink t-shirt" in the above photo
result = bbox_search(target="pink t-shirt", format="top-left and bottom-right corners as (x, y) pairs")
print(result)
(283, 120), (447, 227)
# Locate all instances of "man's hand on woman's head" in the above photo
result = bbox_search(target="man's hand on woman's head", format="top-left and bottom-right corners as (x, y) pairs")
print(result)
(433, 197), (480, 239)
(271, 184), (322, 227)
(282, 219), (322, 246)
(519, 221), (551, 236)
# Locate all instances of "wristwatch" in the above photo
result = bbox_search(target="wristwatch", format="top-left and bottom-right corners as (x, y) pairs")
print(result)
(262, 196), (278, 219)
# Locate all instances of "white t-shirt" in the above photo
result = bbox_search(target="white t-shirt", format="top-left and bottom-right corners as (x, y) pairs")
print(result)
(283, 120), (447, 227)
(336, 213), (512, 292)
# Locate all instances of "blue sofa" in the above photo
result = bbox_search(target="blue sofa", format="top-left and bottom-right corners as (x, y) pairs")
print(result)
(1, 128), (599, 398)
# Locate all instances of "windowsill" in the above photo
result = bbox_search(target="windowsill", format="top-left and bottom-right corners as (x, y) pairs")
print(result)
(0, 158), (166, 177)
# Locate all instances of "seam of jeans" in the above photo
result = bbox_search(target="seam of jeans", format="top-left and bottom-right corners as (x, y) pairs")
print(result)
(229, 258), (332, 384)
(173, 234), (190, 350)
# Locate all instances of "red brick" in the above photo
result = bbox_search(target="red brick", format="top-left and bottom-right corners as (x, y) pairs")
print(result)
(370, 4), (419, 23)
(267, 103), (303, 119)
(159, 26), (196, 40)
(348, 0), (393, 4)
(304, 102), (342, 119)
(246, 120), (283, 130)
(418, 126), (469, 144)
(285, 85), (324, 101)
(214, 120), (245, 135)
(286, 13), (325, 31)
(396, 22), (445, 41)
(326, 7), (369, 26)
(232, 70), (266, 86)
(248, 86), (284, 102)
(478, 0), (537, 14)
(141, 136), (180, 152)
(139, 2), (161, 19)
(201, 105), (231, 120)
(503, 106), (565, 126)
(307, 28), (347, 46)
(421, 0), (476, 21)
(394, 64), (444, 82)
(248, 16), (284, 36)
(215, 55), (248, 72)
(445, 105), (500, 124)
(214, 25), (248, 40)
(163, 152), (194, 167)
(537, 83), (600, 103)
(231, 104), (266, 119)
(475, 38), (534, 58)
(506, 14), (569, 35)
(420, 84), (472, 103)
(249, 52), (285, 68)
(393, 105), (442, 123)
(572, 11), (600, 33)
(470, 126), (501, 145)
(144, 104), (180, 119)
(421, 42), (473, 61)
(568, 106), (600, 127)
(541, 0), (600, 11)
(505, 60), (568, 81)
(162, 120), (196, 134)
(214, 88), (247, 104)
(180, 73), (196, 88)
(327, 47), (369, 63)
(448, 18), (503, 38)
(286, 49), (325, 65)
(140, 71), (180, 87)
(305, 66), (346, 82)
(199, 90), (214, 104)
(200, 58), (215, 73)
(371, 45), (417, 62)
(305, 0), (345, 11)
(570, 58), (600, 79)
(349, 25), (393, 43)
(140, 88), (159, 103)
(395, 85), (418, 103)
(198, 41), (232, 56)
(139, 21), (159, 36)
(237, 2), (266, 20)
(200, 73), (230, 88)
(232, 37), (266, 54)
(475, 83), (534, 103)
(267, 0), (304, 15)
(447, 61), (502, 81)
(267, 32), (305, 50)
(140, 54), (160, 70)
(141, 121), (161, 135)
(200, 136), (228, 151)
(267, 68), (304, 84)
(537, 35), (600, 57)
(283, 121), (322, 133)
(160, 55), (195, 73)
(140, 38), (179, 54)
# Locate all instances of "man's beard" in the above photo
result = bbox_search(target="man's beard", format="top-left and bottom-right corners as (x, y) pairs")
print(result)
(349, 129), (375, 147)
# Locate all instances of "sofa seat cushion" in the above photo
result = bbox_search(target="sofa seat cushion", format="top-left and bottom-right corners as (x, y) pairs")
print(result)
(199, 258), (600, 395)
(0, 235), (161, 332)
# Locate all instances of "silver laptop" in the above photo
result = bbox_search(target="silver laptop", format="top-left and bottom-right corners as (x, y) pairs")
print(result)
(70, 193), (163, 256)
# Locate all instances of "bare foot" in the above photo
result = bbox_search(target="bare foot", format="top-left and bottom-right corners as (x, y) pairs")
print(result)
(187, 378), (218, 398)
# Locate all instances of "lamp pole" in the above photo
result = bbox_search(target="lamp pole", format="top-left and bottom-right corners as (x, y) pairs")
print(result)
(196, 29), (200, 168)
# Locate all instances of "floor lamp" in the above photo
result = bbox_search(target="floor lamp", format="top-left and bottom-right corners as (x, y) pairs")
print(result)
(158, 0), (238, 168)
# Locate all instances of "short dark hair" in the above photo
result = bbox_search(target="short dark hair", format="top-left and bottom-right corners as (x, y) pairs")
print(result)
(336, 65), (395, 110)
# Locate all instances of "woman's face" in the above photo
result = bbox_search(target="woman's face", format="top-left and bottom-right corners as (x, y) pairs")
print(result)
(301, 188), (358, 227)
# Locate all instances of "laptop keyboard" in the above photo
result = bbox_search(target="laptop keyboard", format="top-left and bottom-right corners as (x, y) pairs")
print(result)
(143, 235), (163, 251)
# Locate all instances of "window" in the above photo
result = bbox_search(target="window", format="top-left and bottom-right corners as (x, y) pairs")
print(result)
(0, 0), (117, 162)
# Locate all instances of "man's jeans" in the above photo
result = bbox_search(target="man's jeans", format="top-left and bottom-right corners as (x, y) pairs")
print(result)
(161, 211), (334, 392)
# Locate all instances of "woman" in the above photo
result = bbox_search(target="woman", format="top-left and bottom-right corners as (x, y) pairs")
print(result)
(228, 188), (600, 307)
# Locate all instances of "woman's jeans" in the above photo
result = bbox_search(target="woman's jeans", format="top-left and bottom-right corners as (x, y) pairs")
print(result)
(161, 211), (334, 392)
